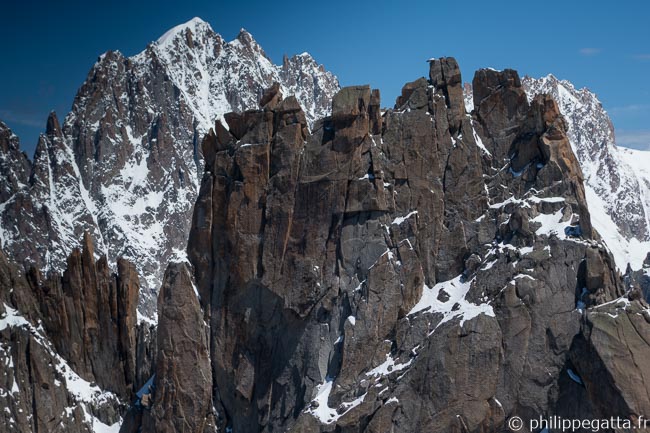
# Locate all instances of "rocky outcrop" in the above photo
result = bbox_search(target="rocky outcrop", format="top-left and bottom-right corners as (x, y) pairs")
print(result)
(522, 75), (650, 252)
(178, 59), (648, 433)
(472, 68), (529, 162)
(28, 232), (142, 398)
(0, 242), (129, 432)
(137, 262), (215, 433)
(466, 74), (650, 270)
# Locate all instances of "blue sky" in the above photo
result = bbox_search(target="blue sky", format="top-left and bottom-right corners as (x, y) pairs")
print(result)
(1, 0), (649, 155)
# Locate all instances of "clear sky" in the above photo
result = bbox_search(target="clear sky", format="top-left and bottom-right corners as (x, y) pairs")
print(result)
(1, 0), (649, 155)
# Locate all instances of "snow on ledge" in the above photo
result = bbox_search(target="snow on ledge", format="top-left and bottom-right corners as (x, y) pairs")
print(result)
(365, 353), (414, 378)
(0, 304), (31, 331)
(408, 275), (495, 331)
(306, 379), (367, 425)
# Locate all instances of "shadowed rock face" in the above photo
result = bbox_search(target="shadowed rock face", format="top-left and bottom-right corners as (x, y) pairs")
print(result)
(570, 301), (650, 423)
(140, 262), (216, 433)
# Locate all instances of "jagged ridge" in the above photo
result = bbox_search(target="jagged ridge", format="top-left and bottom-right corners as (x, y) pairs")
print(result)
(0, 18), (339, 316)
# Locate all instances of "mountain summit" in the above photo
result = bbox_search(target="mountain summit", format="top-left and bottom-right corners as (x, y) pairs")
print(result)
(0, 18), (339, 314)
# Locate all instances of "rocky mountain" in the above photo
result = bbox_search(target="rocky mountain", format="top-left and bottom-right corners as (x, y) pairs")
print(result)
(2, 54), (650, 433)
(124, 60), (648, 432)
(0, 17), (339, 315)
(467, 75), (650, 270)
(2, 14), (650, 432)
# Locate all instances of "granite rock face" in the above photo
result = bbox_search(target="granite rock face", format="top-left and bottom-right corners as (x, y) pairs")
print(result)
(30, 232), (142, 398)
(570, 300), (650, 424)
(467, 74), (650, 270)
(138, 262), (216, 433)
(522, 75), (650, 249)
(2, 49), (650, 433)
(167, 59), (650, 432)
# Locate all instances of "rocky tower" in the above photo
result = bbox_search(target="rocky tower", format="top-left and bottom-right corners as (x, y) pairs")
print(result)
(123, 59), (648, 433)
(0, 233), (152, 432)
(468, 75), (650, 270)
(0, 18), (339, 315)
(141, 263), (215, 433)
(523, 75), (650, 270)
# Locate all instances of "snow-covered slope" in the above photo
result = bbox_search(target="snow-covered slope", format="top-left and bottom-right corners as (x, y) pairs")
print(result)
(137, 18), (335, 132)
(0, 17), (339, 315)
(619, 147), (650, 218)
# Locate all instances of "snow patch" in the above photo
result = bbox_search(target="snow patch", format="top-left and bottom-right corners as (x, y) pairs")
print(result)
(0, 304), (31, 331)
(530, 208), (569, 239)
(365, 353), (414, 378)
(392, 211), (418, 225)
(306, 379), (366, 424)
(408, 275), (495, 331)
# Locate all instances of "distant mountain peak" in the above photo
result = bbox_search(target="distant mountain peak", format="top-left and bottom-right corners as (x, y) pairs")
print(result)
(156, 16), (213, 46)
(0, 17), (340, 317)
(237, 27), (251, 37)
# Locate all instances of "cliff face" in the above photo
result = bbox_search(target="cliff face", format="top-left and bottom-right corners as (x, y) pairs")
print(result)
(139, 262), (215, 433)
(467, 75), (650, 270)
(120, 58), (644, 433)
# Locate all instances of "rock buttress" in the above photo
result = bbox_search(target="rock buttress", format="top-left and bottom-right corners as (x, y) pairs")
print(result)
(140, 262), (216, 433)
(185, 61), (643, 432)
